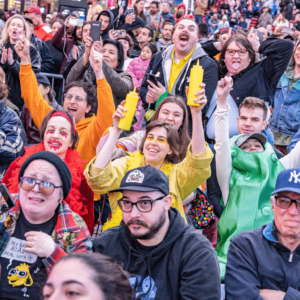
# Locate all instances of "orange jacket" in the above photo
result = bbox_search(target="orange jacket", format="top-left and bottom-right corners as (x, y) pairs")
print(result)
(20, 63), (115, 171)
(34, 23), (53, 41)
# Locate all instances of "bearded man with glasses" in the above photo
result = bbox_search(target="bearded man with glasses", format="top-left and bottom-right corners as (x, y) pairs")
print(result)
(0, 151), (92, 300)
(93, 165), (220, 300)
(225, 168), (300, 300)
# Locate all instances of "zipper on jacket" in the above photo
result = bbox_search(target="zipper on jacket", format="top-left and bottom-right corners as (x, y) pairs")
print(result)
(289, 251), (294, 262)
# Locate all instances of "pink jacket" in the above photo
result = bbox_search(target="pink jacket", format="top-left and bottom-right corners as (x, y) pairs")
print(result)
(126, 56), (151, 91)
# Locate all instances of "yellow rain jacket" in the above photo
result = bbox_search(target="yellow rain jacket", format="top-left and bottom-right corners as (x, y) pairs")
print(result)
(84, 143), (213, 230)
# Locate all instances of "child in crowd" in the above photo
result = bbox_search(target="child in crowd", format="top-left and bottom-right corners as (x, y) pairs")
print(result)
(238, 16), (248, 29)
(126, 43), (158, 131)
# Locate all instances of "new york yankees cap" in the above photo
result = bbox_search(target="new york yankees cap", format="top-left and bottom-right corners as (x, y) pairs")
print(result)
(272, 168), (300, 195)
(109, 166), (169, 196)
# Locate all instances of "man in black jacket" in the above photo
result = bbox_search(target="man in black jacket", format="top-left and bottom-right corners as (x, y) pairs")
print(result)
(225, 168), (300, 300)
(93, 166), (220, 300)
(139, 18), (218, 129)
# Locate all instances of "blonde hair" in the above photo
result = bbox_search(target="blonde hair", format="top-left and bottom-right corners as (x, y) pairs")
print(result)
(0, 14), (31, 46)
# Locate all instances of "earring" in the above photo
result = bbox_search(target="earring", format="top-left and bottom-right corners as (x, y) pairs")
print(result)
(219, 59), (226, 68)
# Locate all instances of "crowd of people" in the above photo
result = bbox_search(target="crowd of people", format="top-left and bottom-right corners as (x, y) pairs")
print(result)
(1, 0), (300, 299)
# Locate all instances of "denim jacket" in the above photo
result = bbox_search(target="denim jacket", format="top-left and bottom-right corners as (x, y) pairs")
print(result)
(270, 73), (300, 136)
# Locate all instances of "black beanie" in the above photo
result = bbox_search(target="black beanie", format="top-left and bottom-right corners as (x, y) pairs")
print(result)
(18, 151), (72, 200)
(127, 17), (145, 31)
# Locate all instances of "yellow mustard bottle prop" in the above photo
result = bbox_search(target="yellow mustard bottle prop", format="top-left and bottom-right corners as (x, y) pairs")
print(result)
(187, 60), (204, 106)
(118, 88), (139, 131)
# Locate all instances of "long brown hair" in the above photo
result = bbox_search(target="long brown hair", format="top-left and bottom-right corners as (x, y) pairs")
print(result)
(152, 96), (190, 162)
(40, 110), (79, 150)
(219, 35), (256, 78)
(139, 120), (180, 164)
(289, 41), (300, 68)
(134, 0), (146, 21)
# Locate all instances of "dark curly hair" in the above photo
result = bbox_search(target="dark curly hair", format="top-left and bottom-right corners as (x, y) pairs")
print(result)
(63, 81), (98, 118)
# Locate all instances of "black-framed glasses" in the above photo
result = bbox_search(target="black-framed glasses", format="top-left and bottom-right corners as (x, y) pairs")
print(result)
(64, 94), (87, 102)
(275, 196), (300, 211)
(226, 49), (248, 56)
(117, 196), (165, 213)
(20, 177), (62, 196)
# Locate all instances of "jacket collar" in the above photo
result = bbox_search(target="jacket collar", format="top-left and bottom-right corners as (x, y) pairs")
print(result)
(263, 219), (278, 242)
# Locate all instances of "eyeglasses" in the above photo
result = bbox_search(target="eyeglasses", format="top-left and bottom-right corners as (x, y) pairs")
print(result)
(226, 49), (248, 56)
(275, 196), (300, 211)
(64, 94), (87, 102)
(20, 177), (62, 196)
(8, 268), (27, 278)
(117, 196), (165, 212)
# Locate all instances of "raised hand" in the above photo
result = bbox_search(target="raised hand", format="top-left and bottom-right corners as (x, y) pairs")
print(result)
(72, 45), (79, 60)
(217, 76), (233, 106)
(185, 83), (207, 113)
(1, 47), (7, 64)
(83, 36), (93, 66)
(125, 13), (135, 24)
(89, 45), (104, 80)
(112, 101), (127, 130)
(7, 48), (13, 65)
(219, 27), (232, 50)
(15, 35), (31, 64)
(247, 27), (260, 52)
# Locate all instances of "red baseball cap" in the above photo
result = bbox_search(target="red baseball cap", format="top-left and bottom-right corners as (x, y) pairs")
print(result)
(24, 7), (41, 15)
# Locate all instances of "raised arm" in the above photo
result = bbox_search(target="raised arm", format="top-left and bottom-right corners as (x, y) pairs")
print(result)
(84, 46), (116, 151)
(93, 103), (126, 169)
(214, 77), (233, 205)
(16, 36), (52, 129)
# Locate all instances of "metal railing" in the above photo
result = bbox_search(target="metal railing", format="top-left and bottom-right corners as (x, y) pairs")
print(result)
(40, 72), (65, 92)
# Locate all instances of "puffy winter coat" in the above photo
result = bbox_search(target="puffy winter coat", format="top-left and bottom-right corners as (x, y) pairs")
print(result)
(125, 56), (151, 91)
(0, 99), (27, 181)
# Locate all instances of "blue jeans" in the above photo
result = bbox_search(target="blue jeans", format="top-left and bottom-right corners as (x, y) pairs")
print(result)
(195, 14), (203, 24)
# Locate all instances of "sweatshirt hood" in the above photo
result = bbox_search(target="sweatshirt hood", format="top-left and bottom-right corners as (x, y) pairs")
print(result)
(177, 3), (186, 14)
(97, 9), (114, 35)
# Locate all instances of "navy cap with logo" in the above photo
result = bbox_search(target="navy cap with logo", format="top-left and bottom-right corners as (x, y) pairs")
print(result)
(109, 166), (169, 196)
(272, 168), (300, 195)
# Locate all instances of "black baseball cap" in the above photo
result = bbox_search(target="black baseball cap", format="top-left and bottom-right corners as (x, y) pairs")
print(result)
(109, 166), (169, 195)
(35, 73), (51, 86)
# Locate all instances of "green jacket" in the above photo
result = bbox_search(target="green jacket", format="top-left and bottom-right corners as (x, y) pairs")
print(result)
(215, 135), (285, 280)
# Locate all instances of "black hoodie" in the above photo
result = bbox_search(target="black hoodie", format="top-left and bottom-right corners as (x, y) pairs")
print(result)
(93, 208), (220, 300)
(97, 10), (114, 41)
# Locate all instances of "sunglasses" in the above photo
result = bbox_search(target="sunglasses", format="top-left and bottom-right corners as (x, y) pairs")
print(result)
(20, 177), (62, 196)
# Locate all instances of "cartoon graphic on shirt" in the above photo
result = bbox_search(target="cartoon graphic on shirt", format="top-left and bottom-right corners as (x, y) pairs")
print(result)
(129, 274), (157, 300)
(7, 263), (33, 287)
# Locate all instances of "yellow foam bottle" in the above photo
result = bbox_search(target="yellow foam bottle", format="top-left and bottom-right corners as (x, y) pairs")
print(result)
(187, 60), (204, 106)
(118, 88), (139, 131)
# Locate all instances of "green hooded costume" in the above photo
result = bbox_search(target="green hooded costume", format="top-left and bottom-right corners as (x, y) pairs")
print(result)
(215, 135), (285, 280)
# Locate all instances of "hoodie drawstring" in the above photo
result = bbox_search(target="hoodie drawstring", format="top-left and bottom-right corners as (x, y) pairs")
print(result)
(136, 251), (153, 300)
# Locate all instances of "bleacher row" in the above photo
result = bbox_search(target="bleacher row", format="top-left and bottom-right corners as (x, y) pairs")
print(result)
(201, 0), (298, 32)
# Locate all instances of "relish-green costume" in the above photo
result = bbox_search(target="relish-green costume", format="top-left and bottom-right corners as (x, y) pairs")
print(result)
(215, 135), (285, 280)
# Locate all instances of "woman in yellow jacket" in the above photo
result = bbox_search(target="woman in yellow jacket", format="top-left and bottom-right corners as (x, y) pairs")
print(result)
(84, 85), (213, 230)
